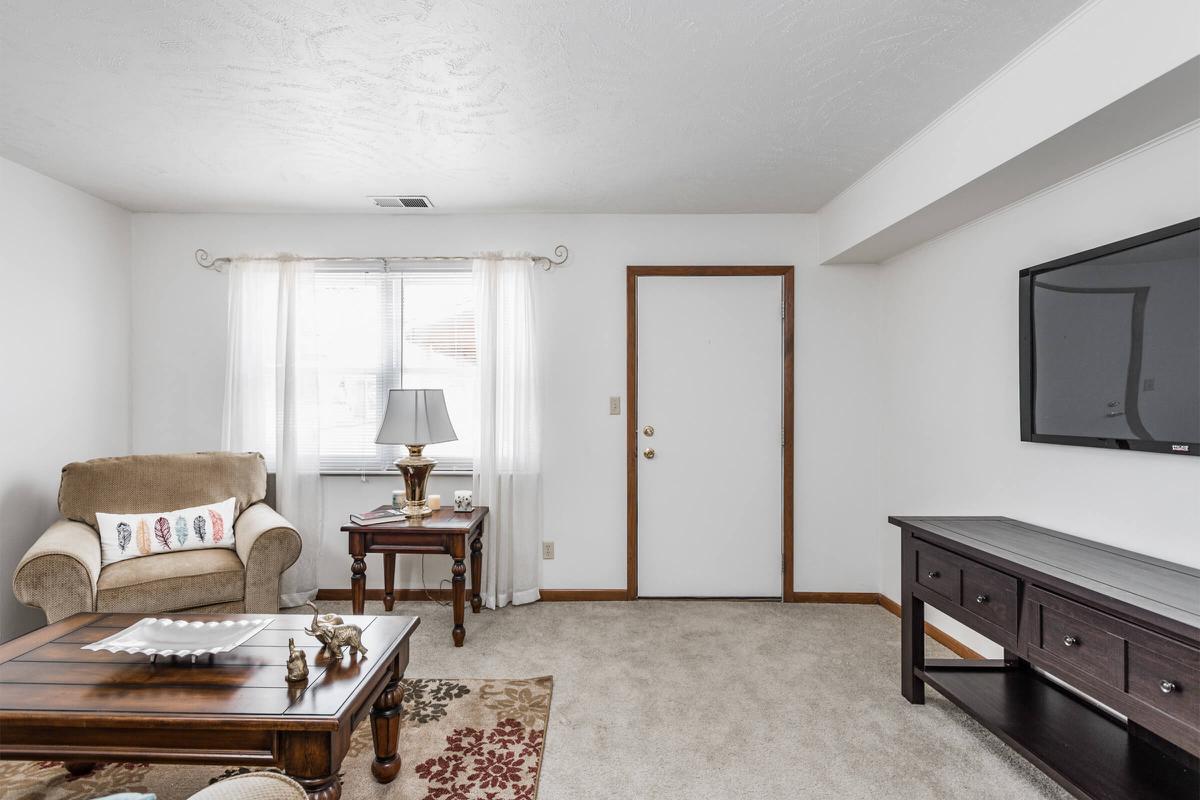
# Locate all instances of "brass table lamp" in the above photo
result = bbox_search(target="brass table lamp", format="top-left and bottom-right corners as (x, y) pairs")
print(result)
(376, 389), (458, 517)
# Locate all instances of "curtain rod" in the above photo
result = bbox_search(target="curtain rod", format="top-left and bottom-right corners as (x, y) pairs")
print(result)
(194, 245), (569, 272)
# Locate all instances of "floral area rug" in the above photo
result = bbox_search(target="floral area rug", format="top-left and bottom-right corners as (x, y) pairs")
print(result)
(0, 676), (552, 800)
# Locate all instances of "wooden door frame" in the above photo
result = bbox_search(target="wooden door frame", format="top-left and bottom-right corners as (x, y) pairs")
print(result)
(625, 266), (796, 601)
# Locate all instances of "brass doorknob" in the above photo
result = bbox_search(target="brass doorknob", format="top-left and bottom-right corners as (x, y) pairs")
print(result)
(642, 425), (655, 437)
(643, 448), (656, 459)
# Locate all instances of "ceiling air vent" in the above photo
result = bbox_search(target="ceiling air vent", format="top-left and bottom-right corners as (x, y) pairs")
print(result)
(369, 195), (433, 209)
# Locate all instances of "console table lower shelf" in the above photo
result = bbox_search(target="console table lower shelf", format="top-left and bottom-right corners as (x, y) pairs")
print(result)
(919, 661), (1198, 800)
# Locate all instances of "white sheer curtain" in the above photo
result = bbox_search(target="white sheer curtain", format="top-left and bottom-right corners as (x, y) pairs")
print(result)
(222, 257), (324, 607)
(473, 253), (542, 608)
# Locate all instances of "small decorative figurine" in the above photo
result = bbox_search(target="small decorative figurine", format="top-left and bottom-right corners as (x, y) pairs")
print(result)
(286, 637), (309, 683)
(304, 601), (368, 660)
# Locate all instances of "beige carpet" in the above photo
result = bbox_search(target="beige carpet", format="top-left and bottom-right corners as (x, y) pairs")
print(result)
(352, 598), (1071, 800)
(2, 600), (1071, 799)
(0, 676), (551, 799)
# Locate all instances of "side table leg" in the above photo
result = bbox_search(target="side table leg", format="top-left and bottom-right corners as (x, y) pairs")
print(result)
(451, 537), (466, 647)
(350, 532), (367, 616)
(383, 553), (396, 612)
(470, 534), (483, 613)
(351, 556), (367, 616)
(370, 654), (405, 783)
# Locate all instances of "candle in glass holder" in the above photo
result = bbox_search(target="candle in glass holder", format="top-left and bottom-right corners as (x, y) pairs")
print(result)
(391, 489), (405, 508)
(428, 494), (441, 511)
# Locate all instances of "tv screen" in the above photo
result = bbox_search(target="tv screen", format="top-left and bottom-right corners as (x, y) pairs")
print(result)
(1019, 218), (1199, 455)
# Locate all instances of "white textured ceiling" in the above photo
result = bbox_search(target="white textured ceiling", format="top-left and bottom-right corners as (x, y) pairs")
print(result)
(0, 0), (1087, 213)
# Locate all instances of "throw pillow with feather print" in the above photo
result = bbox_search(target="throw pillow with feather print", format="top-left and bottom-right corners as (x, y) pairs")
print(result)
(95, 497), (237, 567)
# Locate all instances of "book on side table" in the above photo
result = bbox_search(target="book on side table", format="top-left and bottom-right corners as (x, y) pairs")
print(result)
(349, 506), (407, 526)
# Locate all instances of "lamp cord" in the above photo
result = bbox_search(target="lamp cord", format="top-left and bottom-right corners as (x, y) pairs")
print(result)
(420, 555), (452, 607)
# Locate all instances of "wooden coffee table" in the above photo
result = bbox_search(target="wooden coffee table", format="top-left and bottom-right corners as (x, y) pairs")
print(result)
(0, 611), (419, 800)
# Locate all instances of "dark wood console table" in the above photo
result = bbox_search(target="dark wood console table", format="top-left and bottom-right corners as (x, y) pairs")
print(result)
(342, 507), (487, 647)
(891, 516), (1199, 800)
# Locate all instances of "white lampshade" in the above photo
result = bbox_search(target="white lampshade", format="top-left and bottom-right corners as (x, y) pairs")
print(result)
(375, 389), (458, 445)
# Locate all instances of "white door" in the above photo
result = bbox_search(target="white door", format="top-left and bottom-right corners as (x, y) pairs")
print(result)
(636, 274), (783, 597)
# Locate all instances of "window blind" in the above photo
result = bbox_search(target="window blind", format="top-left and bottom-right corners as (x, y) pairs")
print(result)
(315, 265), (476, 472)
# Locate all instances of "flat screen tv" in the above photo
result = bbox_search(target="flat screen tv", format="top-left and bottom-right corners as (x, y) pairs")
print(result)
(1019, 218), (1199, 456)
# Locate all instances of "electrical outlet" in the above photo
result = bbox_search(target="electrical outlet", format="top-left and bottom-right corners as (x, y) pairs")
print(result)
(609, 396), (621, 415)
(542, 541), (555, 560)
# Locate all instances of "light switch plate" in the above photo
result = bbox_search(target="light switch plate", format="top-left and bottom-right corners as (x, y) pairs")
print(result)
(609, 396), (621, 415)
(542, 541), (555, 560)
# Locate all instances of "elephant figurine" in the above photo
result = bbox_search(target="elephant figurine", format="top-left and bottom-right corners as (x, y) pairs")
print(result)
(303, 601), (368, 660)
(286, 637), (309, 682)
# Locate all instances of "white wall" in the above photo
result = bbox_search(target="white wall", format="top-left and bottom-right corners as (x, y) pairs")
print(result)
(876, 126), (1200, 657)
(9, 124), (1189, 650)
(0, 158), (132, 640)
(130, 213), (882, 596)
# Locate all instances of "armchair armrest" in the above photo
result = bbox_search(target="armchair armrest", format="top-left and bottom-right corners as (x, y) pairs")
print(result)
(234, 502), (302, 613)
(12, 519), (101, 624)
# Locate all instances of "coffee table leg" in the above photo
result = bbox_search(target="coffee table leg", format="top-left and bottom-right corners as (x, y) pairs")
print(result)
(451, 538), (466, 647)
(291, 775), (341, 800)
(470, 533), (483, 613)
(383, 553), (396, 612)
(64, 761), (95, 777)
(370, 654), (405, 783)
(280, 731), (343, 800)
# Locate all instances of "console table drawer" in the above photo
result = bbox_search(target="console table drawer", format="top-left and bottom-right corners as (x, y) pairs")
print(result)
(1127, 639), (1200, 731)
(960, 560), (1019, 634)
(1028, 590), (1125, 688)
(915, 545), (960, 602)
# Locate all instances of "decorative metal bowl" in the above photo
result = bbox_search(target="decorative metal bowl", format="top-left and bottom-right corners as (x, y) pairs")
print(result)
(82, 617), (274, 661)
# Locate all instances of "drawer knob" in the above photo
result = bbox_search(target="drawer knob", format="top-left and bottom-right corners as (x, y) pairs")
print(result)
(927, 570), (940, 579)
(1160, 680), (1177, 694)
(1063, 635), (1079, 647)
(975, 594), (989, 604)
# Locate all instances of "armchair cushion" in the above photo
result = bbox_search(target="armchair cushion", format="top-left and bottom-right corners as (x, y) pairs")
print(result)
(96, 548), (244, 613)
(59, 451), (267, 529)
(12, 520), (101, 623)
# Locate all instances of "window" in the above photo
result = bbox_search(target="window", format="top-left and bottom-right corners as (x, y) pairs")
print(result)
(315, 265), (476, 472)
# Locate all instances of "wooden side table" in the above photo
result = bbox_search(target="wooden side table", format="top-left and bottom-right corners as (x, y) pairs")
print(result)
(341, 506), (488, 647)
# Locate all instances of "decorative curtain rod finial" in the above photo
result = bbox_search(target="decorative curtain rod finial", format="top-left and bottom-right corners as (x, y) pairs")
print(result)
(195, 249), (228, 272)
(542, 244), (570, 271)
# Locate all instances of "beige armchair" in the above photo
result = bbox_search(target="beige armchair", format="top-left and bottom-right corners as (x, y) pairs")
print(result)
(190, 771), (307, 800)
(13, 452), (302, 624)
(96, 771), (307, 800)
